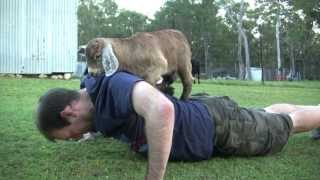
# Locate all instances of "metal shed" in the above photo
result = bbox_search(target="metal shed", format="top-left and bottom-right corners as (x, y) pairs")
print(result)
(0, 0), (78, 74)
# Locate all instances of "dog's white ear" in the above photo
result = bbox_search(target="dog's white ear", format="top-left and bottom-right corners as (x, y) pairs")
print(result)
(102, 43), (119, 76)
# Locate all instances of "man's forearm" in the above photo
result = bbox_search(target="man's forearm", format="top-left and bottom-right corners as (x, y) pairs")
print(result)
(145, 102), (174, 180)
(131, 81), (175, 180)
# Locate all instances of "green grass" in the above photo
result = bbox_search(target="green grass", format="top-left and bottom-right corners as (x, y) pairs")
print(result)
(0, 77), (320, 180)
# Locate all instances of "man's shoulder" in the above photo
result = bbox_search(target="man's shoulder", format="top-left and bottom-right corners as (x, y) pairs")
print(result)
(82, 71), (143, 102)
(83, 71), (142, 89)
(110, 71), (143, 84)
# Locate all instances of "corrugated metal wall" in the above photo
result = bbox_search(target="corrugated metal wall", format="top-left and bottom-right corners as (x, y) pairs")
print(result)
(0, 0), (77, 74)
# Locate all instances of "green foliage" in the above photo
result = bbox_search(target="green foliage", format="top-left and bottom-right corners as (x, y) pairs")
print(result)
(1, 77), (320, 179)
(77, 0), (148, 44)
(292, 0), (320, 25)
(78, 0), (118, 44)
(77, 0), (320, 79)
(114, 10), (149, 37)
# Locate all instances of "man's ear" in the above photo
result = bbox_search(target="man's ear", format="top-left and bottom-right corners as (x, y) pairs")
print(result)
(60, 105), (76, 119)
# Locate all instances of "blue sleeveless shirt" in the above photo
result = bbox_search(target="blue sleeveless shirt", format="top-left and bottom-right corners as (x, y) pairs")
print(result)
(82, 71), (215, 161)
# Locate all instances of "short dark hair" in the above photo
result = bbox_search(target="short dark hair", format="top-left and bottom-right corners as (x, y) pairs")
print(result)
(36, 88), (80, 141)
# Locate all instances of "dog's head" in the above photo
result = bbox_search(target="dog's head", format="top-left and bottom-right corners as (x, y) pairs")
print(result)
(85, 38), (105, 75)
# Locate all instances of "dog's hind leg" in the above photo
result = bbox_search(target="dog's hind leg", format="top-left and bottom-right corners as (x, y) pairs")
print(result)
(178, 55), (193, 100)
(178, 69), (193, 100)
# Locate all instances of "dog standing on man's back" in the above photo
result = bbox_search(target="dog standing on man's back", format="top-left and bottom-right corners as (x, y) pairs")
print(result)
(85, 29), (193, 100)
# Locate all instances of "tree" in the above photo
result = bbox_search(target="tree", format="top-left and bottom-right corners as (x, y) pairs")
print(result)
(77, 0), (149, 45)
(282, 6), (307, 80)
(290, 0), (320, 79)
(113, 10), (149, 37)
(151, 0), (226, 77)
(77, 0), (119, 44)
(223, 0), (251, 80)
(77, 0), (320, 80)
(275, 0), (282, 80)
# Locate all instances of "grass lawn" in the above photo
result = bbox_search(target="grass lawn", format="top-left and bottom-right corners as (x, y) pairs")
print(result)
(0, 77), (320, 179)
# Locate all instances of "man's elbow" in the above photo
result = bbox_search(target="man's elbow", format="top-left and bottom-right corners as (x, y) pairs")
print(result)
(157, 98), (174, 125)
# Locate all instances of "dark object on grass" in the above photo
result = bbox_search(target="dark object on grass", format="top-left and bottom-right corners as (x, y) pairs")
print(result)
(191, 60), (200, 84)
(311, 128), (320, 140)
(191, 92), (210, 97)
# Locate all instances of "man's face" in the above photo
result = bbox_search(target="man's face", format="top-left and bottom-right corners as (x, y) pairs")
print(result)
(50, 90), (94, 141)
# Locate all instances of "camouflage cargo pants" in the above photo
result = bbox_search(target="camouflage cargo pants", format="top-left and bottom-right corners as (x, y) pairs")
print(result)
(195, 95), (293, 156)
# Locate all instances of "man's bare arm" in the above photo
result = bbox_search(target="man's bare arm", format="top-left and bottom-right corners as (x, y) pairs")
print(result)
(132, 81), (175, 180)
